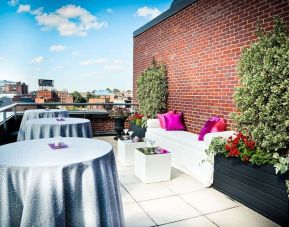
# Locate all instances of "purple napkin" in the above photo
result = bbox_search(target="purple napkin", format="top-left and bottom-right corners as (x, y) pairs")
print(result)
(48, 143), (68, 149)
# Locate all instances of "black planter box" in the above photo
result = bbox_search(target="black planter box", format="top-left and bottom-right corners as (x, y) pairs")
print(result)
(213, 155), (289, 226)
(129, 123), (146, 138)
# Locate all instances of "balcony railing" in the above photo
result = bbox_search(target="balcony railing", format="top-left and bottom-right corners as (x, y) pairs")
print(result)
(0, 102), (138, 145)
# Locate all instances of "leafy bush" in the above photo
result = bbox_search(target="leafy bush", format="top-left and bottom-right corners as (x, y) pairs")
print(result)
(233, 18), (289, 154)
(137, 59), (168, 118)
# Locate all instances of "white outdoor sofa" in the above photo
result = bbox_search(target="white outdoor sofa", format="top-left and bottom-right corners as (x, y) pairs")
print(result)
(145, 119), (235, 187)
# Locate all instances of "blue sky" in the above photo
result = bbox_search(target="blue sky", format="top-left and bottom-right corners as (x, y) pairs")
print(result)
(0, 0), (172, 92)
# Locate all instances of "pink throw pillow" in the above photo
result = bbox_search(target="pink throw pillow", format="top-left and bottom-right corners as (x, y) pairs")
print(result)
(157, 110), (176, 129)
(164, 112), (186, 131)
(157, 114), (166, 129)
(210, 118), (226, 132)
(198, 117), (220, 141)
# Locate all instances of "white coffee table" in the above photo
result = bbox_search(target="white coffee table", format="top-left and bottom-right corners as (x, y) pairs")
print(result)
(117, 139), (146, 166)
(134, 147), (171, 183)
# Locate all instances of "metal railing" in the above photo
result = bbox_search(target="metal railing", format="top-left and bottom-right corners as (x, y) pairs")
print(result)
(0, 102), (138, 124)
(0, 102), (138, 144)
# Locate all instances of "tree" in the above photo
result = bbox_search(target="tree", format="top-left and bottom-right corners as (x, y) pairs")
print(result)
(86, 92), (96, 102)
(233, 18), (289, 154)
(106, 88), (111, 93)
(113, 88), (120, 93)
(71, 91), (86, 103)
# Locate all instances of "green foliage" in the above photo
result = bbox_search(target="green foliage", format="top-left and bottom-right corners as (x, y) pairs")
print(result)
(273, 153), (289, 174)
(109, 107), (130, 119)
(86, 92), (96, 101)
(233, 18), (289, 154)
(137, 59), (168, 118)
(71, 91), (86, 103)
(249, 148), (276, 166)
(204, 137), (227, 163)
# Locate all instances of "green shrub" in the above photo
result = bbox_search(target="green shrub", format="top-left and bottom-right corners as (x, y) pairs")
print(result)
(137, 59), (168, 118)
(233, 18), (289, 154)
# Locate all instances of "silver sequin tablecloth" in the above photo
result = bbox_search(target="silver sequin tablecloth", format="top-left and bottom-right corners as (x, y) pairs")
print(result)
(18, 117), (93, 141)
(18, 109), (69, 141)
(0, 138), (124, 227)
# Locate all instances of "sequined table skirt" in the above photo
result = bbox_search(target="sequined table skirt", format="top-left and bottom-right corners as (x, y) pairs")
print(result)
(0, 138), (124, 227)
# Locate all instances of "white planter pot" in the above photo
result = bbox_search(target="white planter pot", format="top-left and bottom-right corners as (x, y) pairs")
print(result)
(117, 140), (146, 166)
(134, 149), (171, 183)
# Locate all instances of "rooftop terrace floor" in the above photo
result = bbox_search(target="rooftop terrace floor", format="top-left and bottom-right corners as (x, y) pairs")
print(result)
(97, 136), (279, 227)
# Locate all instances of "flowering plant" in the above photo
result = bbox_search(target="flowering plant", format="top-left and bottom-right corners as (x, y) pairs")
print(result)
(128, 112), (144, 127)
(225, 132), (256, 162)
(109, 107), (130, 119)
(207, 132), (289, 197)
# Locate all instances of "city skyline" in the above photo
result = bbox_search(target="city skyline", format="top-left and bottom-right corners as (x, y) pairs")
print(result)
(0, 0), (172, 92)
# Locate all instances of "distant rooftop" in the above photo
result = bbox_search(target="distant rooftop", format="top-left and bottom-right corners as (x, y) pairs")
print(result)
(93, 90), (112, 96)
(0, 80), (15, 86)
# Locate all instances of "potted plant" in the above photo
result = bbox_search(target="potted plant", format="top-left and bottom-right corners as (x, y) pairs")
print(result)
(110, 106), (130, 140)
(134, 146), (171, 183)
(137, 59), (168, 123)
(128, 113), (146, 138)
(207, 133), (289, 226)
(206, 19), (289, 226)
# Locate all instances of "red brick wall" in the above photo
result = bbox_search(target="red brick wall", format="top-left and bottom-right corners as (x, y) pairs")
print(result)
(90, 117), (115, 133)
(90, 117), (130, 134)
(133, 0), (289, 133)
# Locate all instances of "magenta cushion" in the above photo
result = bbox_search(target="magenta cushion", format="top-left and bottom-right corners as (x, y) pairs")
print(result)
(198, 117), (220, 141)
(157, 114), (166, 129)
(210, 118), (226, 132)
(164, 112), (186, 131)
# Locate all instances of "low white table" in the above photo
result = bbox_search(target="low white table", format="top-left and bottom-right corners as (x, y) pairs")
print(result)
(134, 147), (171, 183)
(117, 139), (146, 166)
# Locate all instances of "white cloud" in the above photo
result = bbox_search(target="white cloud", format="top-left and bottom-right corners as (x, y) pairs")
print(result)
(17, 4), (31, 13)
(8, 0), (18, 6)
(0, 56), (4, 61)
(82, 72), (100, 78)
(53, 65), (63, 70)
(80, 58), (108, 66)
(105, 64), (125, 72)
(107, 8), (113, 14)
(136, 6), (161, 20)
(113, 59), (123, 64)
(30, 56), (44, 64)
(40, 5), (107, 36)
(31, 7), (44, 16)
(17, 4), (107, 37)
(72, 51), (80, 55)
(49, 44), (66, 52)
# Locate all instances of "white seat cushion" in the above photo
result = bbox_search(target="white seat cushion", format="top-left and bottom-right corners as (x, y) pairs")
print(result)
(147, 128), (207, 151)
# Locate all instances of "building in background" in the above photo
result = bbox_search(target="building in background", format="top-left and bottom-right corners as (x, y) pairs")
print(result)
(35, 90), (55, 103)
(56, 90), (73, 103)
(0, 80), (28, 95)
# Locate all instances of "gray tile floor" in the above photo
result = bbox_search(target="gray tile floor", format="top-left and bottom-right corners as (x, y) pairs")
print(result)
(96, 137), (280, 227)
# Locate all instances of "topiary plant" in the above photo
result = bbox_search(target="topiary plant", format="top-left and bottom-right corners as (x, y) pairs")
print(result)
(233, 18), (289, 154)
(137, 59), (168, 118)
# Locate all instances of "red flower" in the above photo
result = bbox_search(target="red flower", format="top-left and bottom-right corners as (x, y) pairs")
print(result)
(228, 148), (240, 157)
(225, 144), (231, 151)
(242, 155), (250, 162)
(233, 137), (239, 145)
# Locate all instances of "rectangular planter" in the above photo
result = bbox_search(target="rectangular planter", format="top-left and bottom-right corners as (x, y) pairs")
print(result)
(134, 149), (171, 183)
(213, 155), (289, 226)
(117, 140), (146, 166)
